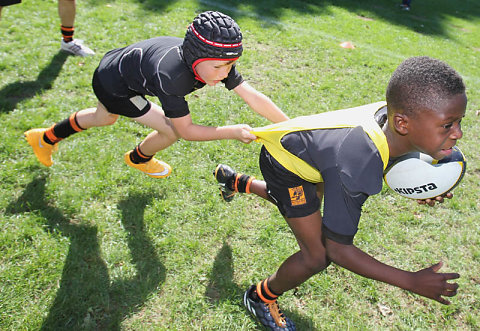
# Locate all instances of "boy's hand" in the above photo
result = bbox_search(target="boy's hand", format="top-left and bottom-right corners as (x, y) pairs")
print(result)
(227, 124), (257, 143)
(409, 261), (459, 305)
(416, 192), (453, 207)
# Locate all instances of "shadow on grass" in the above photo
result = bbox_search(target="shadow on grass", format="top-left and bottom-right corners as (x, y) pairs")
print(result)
(6, 175), (165, 330)
(189, 0), (480, 37)
(131, 0), (181, 12)
(0, 51), (68, 113)
(205, 241), (311, 329)
(205, 241), (239, 303)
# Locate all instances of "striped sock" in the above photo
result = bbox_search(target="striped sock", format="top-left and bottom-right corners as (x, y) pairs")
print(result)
(61, 25), (74, 42)
(234, 174), (255, 193)
(255, 278), (282, 303)
(129, 145), (153, 164)
(43, 112), (84, 145)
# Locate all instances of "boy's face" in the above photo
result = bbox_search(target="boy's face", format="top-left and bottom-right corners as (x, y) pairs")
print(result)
(405, 93), (466, 160)
(194, 59), (236, 86)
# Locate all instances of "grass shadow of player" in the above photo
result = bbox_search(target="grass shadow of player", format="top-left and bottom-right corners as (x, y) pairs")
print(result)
(194, 0), (480, 37)
(5, 176), (165, 330)
(0, 51), (68, 113)
(205, 241), (239, 303)
(205, 241), (311, 329)
(104, 193), (166, 329)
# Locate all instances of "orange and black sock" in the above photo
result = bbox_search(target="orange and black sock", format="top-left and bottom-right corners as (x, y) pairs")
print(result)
(254, 278), (282, 303)
(61, 25), (74, 42)
(43, 112), (85, 145)
(233, 173), (255, 194)
(129, 145), (153, 164)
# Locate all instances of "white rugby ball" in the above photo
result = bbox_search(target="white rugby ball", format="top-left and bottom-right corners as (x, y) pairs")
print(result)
(384, 146), (466, 200)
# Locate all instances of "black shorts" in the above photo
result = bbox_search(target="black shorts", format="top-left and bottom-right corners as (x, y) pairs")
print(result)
(259, 146), (320, 218)
(92, 69), (151, 118)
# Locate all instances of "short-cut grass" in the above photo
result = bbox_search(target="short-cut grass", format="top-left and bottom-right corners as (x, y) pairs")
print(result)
(1, 0), (479, 329)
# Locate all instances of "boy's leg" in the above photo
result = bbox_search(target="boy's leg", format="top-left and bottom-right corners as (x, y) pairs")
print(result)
(75, 102), (119, 128)
(268, 210), (329, 294)
(58, 0), (75, 29)
(24, 102), (117, 166)
(58, 0), (95, 56)
(214, 164), (273, 202)
(214, 165), (328, 291)
(215, 160), (327, 329)
(243, 210), (327, 331)
(123, 102), (179, 178)
(131, 102), (179, 155)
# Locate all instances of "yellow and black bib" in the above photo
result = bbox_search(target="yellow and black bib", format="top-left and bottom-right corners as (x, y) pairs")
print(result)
(252, 101), (390, 183)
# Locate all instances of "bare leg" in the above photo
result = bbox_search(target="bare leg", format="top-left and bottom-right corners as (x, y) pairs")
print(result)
(268, 210), (330, 294)
(249, 181), (326, 294)
(247, 179), (271, 201)
(76, 101), (178, 156)
(131, 102), (179, 155)
(58, 0), (75, 27)
(75, 102), (119, 128)
(219, 165), (329, 293)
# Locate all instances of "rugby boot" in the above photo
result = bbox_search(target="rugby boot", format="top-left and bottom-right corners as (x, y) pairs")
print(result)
(213, 164), (236, 202)
(243, 285), (296, 330)
(124, 151), (171, 178)
(24, 128), (58, 167)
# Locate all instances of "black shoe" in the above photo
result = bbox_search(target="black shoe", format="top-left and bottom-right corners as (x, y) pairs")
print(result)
(213, 164), (236, 202)
(243, 285), (296, 330)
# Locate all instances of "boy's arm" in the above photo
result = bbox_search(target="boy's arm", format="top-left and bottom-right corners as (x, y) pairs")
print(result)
(170, 113), (256, 143)
(325, 239), (459, 304)
(233, 81), (289, 123)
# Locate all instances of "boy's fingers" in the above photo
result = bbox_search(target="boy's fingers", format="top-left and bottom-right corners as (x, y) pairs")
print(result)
(444, 272), (460, 280)
(246, 132), (257, 140)
(444, 281), (459, 293)
(443, 289), (458, 297)
(435, 196), (445, 203)
(418, 198), (435, 206)
(443, 192), (453, 199)
(437, 297), (451, 305)
(418, 192), (453, 206)
(431, 261), (443, 272)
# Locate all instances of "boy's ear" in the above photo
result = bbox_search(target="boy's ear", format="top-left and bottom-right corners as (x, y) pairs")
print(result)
(392, 113), (409, 135)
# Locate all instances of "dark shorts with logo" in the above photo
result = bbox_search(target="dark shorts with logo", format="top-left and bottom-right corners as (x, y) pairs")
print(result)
(92, 69), (151, 118)
(259, 146), (320, 218)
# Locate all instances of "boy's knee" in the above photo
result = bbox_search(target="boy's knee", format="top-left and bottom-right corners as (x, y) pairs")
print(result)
(303, 253), (330, 275)
(101, 114), (119, 126)
(159, 128), (180, 141)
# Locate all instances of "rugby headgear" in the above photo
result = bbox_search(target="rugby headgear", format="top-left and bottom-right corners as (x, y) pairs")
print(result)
(182, 11), (243, 81)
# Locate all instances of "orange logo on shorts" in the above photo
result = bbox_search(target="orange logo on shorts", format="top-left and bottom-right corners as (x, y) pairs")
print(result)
(288, 186), (306, 206)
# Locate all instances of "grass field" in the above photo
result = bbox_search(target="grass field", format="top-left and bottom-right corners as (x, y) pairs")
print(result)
(1, 0), (479, 329)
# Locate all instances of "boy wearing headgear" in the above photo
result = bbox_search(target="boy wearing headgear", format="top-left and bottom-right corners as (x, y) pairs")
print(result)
(25, 11), (288, 177)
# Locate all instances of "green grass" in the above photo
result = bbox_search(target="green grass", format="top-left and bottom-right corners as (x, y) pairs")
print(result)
(1, 0), (479, 329)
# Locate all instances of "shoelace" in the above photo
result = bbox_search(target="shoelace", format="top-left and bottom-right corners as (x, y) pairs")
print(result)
(265, 300), (287, 328)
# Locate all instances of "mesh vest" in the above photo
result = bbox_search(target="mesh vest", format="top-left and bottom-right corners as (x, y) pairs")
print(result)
(251, 101), (390, 183)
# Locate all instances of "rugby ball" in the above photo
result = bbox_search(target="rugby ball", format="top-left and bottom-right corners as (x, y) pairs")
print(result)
(384, 146), (466, 200)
